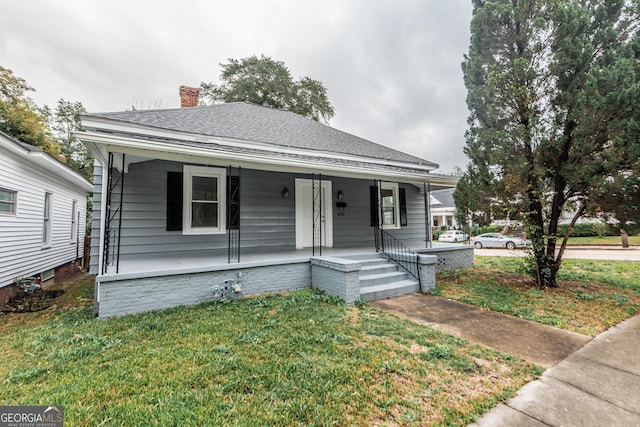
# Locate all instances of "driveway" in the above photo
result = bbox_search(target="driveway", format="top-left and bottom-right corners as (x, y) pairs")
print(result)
(475, 245), (640, 261)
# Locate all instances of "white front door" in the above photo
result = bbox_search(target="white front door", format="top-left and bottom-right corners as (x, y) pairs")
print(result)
(295, 179), (333, 249)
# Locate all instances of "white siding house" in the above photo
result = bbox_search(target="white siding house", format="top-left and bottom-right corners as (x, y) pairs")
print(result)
(0, 132), (93, 303)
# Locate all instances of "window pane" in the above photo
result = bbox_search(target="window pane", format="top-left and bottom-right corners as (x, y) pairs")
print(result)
(191, 202), (218, 227)
(43, 193), (51, 244)
(0, 190), (14, 202)
(44, 193), (51, 218)
(0, 189), (16, 214)
(192, 176), (218, 201)
(382, 207), (395, 225)
(381, 189), (394, 207)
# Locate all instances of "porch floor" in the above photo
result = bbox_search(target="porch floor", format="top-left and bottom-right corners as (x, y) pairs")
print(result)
(103, 242), (457, 276)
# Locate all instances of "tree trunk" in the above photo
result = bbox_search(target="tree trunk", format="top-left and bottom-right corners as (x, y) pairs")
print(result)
(620, 220), (629, 248)
(535, 256), (559, 288)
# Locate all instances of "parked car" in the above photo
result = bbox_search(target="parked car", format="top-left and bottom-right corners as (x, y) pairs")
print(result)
(470, 233), (531, 249)
(438, 230), (469, 243)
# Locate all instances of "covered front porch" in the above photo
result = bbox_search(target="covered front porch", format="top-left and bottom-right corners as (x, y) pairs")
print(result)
(104, 242), (470, 275)
(95, 242), (474, 318)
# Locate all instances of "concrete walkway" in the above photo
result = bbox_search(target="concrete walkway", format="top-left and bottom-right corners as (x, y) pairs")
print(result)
(472, 314), (640, 426)
(370, 294), (640, 426)
(370, 294), (590, 367)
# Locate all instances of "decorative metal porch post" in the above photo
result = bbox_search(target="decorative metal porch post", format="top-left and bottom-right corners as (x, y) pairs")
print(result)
(424, 182), (432, 248)
(102, 152), (125, 274)
(227, 166), (241, 263)
(311, 173), (323, 256)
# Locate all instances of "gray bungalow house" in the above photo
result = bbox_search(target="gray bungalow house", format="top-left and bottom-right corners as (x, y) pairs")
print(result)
(78, 99), (471, 318)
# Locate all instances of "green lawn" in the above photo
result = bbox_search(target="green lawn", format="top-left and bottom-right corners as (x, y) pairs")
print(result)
(0, 274), (540, 426)
(566, 235), (640, 246)
(435, 257), (640, 336)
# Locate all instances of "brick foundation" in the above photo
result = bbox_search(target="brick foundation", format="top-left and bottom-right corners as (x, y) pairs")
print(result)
(54, 260), (81, 282)
(0, 283), (17, 307)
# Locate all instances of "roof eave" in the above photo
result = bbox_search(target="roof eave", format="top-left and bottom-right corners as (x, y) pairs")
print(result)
(80, 115), (439, 172)
(0, 133), (93, 192)
(77, 130), (454, 186)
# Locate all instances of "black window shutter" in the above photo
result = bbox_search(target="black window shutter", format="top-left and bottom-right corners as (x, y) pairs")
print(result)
(166, 171), (183, 231)
(399, 187), (408, 227)
(369, 186), (379, 227)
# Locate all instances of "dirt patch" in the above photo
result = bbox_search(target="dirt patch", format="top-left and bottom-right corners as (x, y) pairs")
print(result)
(1, 289), (65, 313)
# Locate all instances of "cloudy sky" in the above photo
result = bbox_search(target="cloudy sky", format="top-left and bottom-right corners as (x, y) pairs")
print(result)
(1, 0), (473, 173)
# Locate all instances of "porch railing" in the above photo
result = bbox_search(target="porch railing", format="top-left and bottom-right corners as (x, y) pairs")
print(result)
(375, 226), (421, 287)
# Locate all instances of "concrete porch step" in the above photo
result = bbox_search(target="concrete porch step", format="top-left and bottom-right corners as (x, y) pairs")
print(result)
(360, 279), (420, 302)
(361, 263), (398, 275)
(359, 270), (409, 287)
(349, 257), (389, 267)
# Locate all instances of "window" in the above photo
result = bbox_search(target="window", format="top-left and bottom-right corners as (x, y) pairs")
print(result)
(43, 192), (52, 246)
(0, 188), (17, 214)
(182, 165), (226, 234)
(379, 183), (401, 228)
(71, 200), (78, 241)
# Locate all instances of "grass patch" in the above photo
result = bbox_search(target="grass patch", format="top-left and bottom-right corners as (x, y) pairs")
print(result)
(0, 273), (541, 426)
(435, 257), (640, 336)
(566, 235), (640, 246)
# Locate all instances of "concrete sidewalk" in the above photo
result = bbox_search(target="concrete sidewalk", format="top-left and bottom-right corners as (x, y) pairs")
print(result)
(370, 294), (590, 367)
(370, 294), (640, 426)
(472, 314), (640, 426)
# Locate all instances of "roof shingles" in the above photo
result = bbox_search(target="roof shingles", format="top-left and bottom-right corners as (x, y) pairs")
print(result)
(86, 102), (437, 168)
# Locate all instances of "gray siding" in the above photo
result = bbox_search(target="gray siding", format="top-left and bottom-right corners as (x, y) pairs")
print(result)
(330, 179), (428, 248)
(330, 177), (376, 247)
(89, 159), (430, 273)
(89, 161), (102, 274)
(91, 161), (301, 271)
(388, 184), (429, 245)
(0, 144), (88, 286)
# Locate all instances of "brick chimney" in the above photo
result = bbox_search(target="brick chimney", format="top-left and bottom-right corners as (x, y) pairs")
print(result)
(179, 85), (199, 108)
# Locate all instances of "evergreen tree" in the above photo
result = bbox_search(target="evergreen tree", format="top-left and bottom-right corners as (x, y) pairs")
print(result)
(460, 0), (639, 286)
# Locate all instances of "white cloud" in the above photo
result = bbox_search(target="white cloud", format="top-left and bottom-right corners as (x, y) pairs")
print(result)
(0, 0), (472, 172)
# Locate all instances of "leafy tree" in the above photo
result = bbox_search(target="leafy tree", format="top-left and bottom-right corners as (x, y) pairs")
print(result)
(594, 173), (640, 247)
(200, 55), (334, 123)
(460, 0), (639, 286)
(49, 99), (93, 180)
(0, 66), (62, 159)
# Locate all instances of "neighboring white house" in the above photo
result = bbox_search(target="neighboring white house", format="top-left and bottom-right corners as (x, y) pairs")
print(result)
(0, 131), (93, 305)
(430, 188), (458, 229)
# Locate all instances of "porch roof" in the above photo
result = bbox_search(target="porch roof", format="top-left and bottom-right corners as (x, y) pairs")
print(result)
(79, 103), (457, 188)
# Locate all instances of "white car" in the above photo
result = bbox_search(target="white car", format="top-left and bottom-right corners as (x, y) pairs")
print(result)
(438, 230), (469, 243)
(470, 233), (531, 249)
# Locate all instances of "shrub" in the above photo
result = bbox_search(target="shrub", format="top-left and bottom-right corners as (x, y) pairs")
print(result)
(557, 222), (639, 237)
